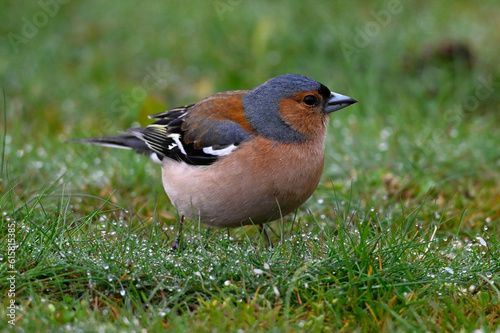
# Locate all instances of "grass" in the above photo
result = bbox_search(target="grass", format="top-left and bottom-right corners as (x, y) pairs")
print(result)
(1, 0), (500, 331)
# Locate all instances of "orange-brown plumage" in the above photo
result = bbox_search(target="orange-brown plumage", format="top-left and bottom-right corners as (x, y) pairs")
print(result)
(278, 91), (330, 140)
(161, 136), (326, 227)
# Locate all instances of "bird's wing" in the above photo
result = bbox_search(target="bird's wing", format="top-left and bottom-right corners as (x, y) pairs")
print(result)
(128, 90), (255, 165)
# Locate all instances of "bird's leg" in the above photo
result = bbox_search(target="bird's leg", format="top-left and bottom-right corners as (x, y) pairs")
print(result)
(260, 225), (273, 249)
(172, 215), (184, 251)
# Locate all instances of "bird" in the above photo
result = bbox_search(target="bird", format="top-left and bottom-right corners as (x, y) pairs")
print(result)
(70, 74), (357, 249)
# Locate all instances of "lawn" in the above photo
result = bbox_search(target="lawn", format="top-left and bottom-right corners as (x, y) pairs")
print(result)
(1, 0), (499, 331)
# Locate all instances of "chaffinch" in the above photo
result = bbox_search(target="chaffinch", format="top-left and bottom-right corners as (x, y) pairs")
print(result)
(72, 74), (357, 249)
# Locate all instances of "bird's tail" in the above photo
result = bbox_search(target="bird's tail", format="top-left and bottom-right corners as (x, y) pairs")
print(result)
(68, 135), (160, 162)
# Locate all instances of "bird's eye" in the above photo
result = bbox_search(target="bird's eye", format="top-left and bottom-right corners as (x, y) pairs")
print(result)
(303, 95), (318, 106)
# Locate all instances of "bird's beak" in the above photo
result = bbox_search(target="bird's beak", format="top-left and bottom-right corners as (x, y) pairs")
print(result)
(324, 92), (357, 113)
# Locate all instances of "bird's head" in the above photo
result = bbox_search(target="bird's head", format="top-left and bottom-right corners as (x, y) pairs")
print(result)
(242, 74), (357, 143)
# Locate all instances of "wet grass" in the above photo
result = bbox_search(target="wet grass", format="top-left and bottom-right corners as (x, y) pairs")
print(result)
(1, 0), (500, 331)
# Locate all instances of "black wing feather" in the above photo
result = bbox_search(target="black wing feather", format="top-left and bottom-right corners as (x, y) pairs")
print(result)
(71, 104), (252, 166)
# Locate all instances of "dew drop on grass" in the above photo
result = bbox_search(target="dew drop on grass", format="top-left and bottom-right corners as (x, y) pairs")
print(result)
(476, 236), (487, 247)
(120, 289), (126, 296)
(378, 142), (388, 151)
(33, 160), (44, 169)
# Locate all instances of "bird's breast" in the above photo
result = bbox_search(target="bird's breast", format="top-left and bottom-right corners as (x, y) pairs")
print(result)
(161, 135), (326, 228)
